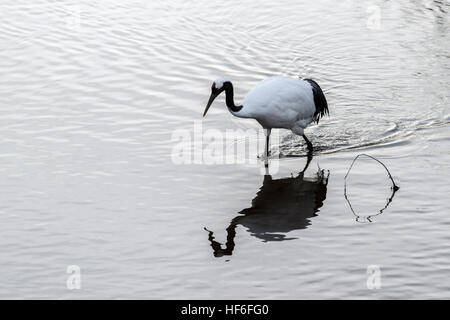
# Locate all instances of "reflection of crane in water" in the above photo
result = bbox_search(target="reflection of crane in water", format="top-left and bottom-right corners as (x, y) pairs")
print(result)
(205, 156), (329, 257)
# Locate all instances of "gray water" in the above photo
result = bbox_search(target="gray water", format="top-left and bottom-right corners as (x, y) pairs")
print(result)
(0, 0), (449, 299)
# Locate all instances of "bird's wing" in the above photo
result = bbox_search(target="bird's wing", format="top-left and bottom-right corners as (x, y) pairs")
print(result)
(242, 77), (316, 127)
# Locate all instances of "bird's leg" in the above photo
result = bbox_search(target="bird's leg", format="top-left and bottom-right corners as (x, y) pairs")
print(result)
(302, 134), (313, 153)
(258, 129), (271, 165)
(300, 152), (313, 174)
(265, 129), (271, 158)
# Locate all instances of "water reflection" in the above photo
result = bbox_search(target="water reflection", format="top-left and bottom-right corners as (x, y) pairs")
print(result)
(205, 157), (329, 257)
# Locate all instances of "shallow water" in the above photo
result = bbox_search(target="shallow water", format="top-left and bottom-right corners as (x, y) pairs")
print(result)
(0, 0), (449, 299)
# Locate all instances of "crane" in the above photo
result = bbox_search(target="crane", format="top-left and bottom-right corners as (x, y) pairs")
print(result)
(203, 76), (329, 159)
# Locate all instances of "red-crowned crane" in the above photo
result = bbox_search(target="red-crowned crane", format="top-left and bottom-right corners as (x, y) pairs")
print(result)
(203, 76), (329, 159)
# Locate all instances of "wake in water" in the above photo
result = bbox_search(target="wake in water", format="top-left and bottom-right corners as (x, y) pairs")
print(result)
(278, 116), (450, 157)
(204, 158), (329, 257)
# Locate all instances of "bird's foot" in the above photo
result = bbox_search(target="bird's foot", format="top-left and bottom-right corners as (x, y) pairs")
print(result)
(258, 154), (272, 169)
(257, 151), (272, 161)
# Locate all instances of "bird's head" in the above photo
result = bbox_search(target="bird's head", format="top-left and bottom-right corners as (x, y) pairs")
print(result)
(203, 78), (230, 117)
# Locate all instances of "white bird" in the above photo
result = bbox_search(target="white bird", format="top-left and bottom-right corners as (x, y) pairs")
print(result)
(203, 76), (329, 158)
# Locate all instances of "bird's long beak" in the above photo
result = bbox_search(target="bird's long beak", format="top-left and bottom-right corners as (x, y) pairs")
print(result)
(203, 92), (219, 117)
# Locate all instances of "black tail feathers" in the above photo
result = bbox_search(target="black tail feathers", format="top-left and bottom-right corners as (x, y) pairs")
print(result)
(304, 79), (329, 124)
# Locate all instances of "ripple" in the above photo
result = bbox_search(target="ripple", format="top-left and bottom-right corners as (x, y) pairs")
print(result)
(0, 0), (449, 299)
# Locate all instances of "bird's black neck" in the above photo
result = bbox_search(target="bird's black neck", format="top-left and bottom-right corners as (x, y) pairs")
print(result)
(223, 82), (243, 113)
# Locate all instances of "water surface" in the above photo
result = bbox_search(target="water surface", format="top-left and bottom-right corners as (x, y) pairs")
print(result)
(0, 0), (449, 299)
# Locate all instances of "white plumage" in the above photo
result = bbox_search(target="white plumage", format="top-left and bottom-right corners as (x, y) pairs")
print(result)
(203, 76), (329, 159)
(240, 77), (316, 134)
